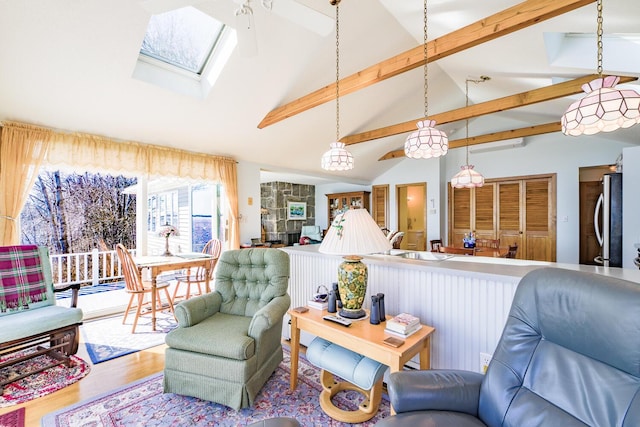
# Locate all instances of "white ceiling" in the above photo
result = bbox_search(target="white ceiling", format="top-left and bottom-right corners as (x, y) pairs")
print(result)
(1, 0), (639, 185)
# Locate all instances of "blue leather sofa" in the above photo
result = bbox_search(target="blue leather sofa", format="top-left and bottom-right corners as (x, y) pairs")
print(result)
(376, 267), (640, 426)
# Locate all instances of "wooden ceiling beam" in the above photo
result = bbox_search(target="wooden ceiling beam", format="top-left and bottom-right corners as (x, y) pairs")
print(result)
(258, 0), (596, 129)
(344, 74), (638, 146)
(379, 122), (562, 161)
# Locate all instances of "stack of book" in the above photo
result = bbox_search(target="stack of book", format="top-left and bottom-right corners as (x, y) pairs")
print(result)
(384, 313), (421, 338)
(307, 299), (328, 310)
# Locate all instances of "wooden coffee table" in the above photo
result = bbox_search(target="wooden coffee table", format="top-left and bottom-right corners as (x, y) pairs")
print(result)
(288, 308), (435, 391)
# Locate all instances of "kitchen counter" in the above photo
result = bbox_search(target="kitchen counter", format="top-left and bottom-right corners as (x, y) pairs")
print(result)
(280, 245), (640, 372)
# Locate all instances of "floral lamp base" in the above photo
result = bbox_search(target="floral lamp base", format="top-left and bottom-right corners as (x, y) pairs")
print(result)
(337, 255), (367, 319)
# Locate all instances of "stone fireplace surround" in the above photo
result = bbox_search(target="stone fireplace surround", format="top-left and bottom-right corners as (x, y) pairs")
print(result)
(260, 182), (316, 246)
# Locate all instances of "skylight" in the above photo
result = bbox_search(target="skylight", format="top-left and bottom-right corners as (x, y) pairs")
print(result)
(140, 6), (224, 75)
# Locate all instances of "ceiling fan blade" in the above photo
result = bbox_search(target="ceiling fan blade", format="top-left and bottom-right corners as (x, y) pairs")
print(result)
(269, 0), (333, 36)
(235, 6), (258, 57)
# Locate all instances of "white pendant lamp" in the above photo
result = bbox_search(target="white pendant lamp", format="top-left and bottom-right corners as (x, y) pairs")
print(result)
(404, 0), (448, 159)
(451, 77), (489, 189)
(321, 1), (353, 171)
(561, 0), (640, 136)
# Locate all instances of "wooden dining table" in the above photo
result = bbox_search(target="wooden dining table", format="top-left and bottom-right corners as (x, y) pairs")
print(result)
(439, 246), (508, 258)
(134, 253), (215, 331)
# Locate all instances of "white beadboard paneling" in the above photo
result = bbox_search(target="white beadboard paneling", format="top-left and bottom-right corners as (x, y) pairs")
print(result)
(283, 248), (520, 372)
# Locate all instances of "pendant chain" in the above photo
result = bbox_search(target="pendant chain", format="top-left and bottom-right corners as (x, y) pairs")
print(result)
(423, 0), (428, 119)
(335, 4), (340, 141)
(596, 0), (603, 76)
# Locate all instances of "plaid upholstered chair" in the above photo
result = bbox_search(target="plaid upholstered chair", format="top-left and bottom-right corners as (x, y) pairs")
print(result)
(163, 248), (290, 410)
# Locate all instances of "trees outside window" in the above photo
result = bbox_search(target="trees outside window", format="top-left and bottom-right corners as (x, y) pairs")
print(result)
(20, 171), (137, 254)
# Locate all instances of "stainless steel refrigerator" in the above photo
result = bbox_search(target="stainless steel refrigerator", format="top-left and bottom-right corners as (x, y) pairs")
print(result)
(594, 172), (623, 267)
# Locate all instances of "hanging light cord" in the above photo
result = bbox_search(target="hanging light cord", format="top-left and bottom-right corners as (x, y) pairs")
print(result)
(335, 3), (340, 141)
(465, 76), (490, 164)
(423, 0), (428, 119)
(596, 0), (603, 77)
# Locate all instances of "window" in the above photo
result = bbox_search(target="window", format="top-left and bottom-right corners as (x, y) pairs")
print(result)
(148, 191), (178, 232)
(140, 6), (224, 75)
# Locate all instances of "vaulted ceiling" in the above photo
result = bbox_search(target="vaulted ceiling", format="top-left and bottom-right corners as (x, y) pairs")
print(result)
(1, 0), (638, 184)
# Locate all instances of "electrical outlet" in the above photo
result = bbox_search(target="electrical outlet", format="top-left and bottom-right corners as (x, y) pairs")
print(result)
(480, 352), (492, 374)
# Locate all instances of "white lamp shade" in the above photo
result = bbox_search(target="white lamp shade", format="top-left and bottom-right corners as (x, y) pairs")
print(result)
(562, 76), (640, 136)
(321, 142), (354, 171)
(319, 208), (392, 255)
(404, 120), (449, 159)
(450, 164), (485, 188)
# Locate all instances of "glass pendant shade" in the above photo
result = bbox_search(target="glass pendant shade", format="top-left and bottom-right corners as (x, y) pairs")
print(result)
(404, 120), (449, 159)
(562, 76), (640, 136)
(451, 164), (485, 188)
(321, 142), (354, 171)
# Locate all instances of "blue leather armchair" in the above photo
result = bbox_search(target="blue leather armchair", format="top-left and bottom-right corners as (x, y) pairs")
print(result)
(376, 268), (640, 426)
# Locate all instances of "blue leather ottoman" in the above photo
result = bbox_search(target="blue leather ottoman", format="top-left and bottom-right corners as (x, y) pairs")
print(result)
(306, 337), (388, 423)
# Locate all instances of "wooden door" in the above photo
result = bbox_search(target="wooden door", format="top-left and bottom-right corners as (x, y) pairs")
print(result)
(524, 178), (555, 262)
(497, 181), (523, 257)
(580, 181), (601, 265)
(474, 183), (496, 240)
(372, 185), (389, 229)
(449, 187), (471, 247)
(397, 183), (427, 251)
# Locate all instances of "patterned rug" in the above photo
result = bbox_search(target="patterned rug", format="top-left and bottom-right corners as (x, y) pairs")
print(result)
(0, 407), (25, 427)
(55, 282), (125, 300)
(82, 312), (177, 364)
(41, 348), (391, 426)
(0, 352), (90, 408)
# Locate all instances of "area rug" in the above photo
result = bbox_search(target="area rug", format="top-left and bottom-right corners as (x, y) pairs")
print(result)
(82, 312), (177, 364)
(55, 282), (125, 300)
(0, 352), (90, 408)
(0, 407), (25, 427)
(41, 348), (391, 426)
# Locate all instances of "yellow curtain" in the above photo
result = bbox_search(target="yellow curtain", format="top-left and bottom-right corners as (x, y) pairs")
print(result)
(217, 159), (240, 249)
(1, 121), (240, 248)
(0, 122), (59, 244)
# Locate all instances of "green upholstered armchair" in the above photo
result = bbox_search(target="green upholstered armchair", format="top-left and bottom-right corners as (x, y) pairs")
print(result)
(163, 248), (291, 410)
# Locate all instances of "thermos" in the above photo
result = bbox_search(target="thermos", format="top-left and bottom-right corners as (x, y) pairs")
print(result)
(377, 293), (386, 321)
(328, 290), (337, 313)
(332, 282), (342, 309)
(370, 295), (381, 324)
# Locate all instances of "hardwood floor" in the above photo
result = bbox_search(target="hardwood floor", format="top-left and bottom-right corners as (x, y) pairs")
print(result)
(0, 343), (167, 426)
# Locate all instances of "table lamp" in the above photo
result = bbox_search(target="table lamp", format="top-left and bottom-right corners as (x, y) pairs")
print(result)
(319, 208), (392, 319)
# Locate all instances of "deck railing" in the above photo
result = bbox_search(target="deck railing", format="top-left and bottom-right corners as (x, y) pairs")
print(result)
(49, 248), (137, 287)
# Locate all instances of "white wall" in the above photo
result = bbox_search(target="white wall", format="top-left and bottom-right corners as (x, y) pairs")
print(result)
(623, 146), (640, 269)
(446, 133), (631, 264)
(236, 161), (262, 246)
(241, 135), (638, 267)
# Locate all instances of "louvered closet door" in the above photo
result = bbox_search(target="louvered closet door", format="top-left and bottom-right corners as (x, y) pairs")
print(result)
(450, 187), (472, 246)
(497, 181), (523, 257)
(524, 178), (555, 261)
(474, 183), (496, 240)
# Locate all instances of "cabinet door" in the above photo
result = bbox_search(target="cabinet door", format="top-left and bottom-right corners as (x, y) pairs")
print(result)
(497, 181), (523, 256)
(524, 178), (555, 262)
(372, 185), (389, 228)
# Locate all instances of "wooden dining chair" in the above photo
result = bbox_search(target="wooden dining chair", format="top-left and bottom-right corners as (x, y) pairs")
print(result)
(172, 238), (222, 301)
(430, 239), (443, 252)
(475, 238), (500, 249)
(115, 244), (175, 333)
(439, 246), (475, 256)
(505, 244), (519, 258)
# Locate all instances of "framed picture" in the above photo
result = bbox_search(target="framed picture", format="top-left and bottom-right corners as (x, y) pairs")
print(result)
(287, 201), (307, 220)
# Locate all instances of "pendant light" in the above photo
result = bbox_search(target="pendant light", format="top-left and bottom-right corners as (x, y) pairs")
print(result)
(404, 0), (448, 159)
(450, 77), (489, 189)
(321, 0), (354, 171)
(561, 0), (640, 135)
